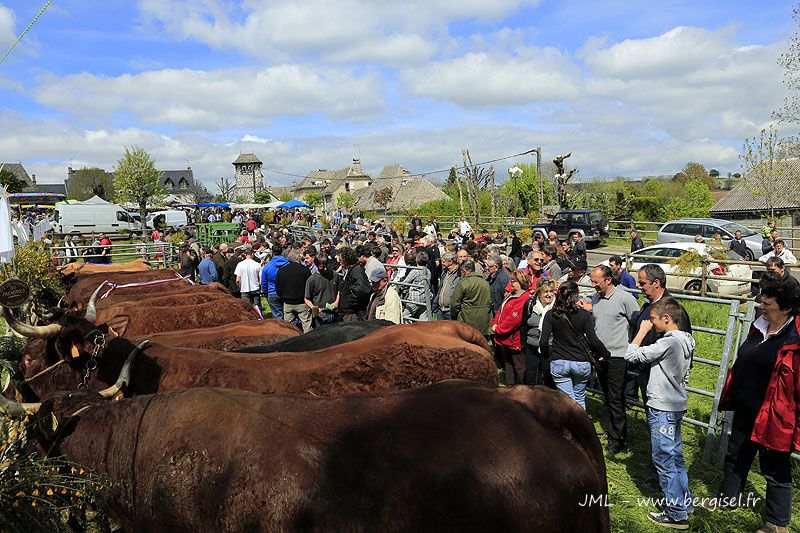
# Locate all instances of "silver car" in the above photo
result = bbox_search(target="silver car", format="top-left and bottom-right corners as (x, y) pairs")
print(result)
(656, 218), (762, 261)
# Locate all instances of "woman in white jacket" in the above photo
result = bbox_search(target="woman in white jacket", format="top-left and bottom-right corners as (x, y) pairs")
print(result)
(520, 278), (557, 386)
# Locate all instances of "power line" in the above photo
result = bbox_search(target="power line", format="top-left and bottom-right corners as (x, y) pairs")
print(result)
(260, 147), (539, 182)
(0, 0), (53, 66)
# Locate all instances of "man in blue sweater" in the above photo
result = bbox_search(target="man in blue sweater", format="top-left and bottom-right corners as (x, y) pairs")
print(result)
(261, 245), (289, 320)
(197, 248), (218, 284)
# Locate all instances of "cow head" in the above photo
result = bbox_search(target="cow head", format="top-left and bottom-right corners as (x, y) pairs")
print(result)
(0, 339), (144, 418)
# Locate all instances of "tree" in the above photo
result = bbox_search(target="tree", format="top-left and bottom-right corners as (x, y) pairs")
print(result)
(497, 162), (554, 217)
(680, 162), (715, 189)
(665, 178), (713, 218)
(253, 191), (273, 204)
(279, 192), (293, 202)
(66, 167), (115, 201)
(774, 5), (800, 124)
(113, 147), (166, 225)
(373, 187), (393, 215)
(552, 153), (579, 209)
(215, 177), (235, 201)
(740, 126), (790, 220)
(459, 149), (495, 225)
(0, 169), (24, 193)
(304, 191), (323, 210)
(445, 166), (458, 187)
(336, 191), (355, 212)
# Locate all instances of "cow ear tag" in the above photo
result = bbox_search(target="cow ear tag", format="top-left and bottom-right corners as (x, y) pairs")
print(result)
(70, 344), (81, 359)
(50, 413), (59, 432)
(108, 326), (119, 337)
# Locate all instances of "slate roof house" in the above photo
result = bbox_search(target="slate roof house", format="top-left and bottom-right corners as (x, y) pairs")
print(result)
(352, 164), (449, 214)
(294, 159), (373, 209)
(0, 162), (35, 189)
(710, 158), (800, 228)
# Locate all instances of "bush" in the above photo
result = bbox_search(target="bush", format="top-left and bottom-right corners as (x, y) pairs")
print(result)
(0, 244), (64, 304)
(519, 228), (533, 244)
(166, 231), (186, 244)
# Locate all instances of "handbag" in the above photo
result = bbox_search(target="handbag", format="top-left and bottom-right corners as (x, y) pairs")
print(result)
(564, 315), (602, 367)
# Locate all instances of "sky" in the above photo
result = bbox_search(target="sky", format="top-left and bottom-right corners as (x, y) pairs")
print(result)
(0, 0), (796, 191)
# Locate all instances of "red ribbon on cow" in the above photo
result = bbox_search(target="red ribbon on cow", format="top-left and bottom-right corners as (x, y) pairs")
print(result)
(99, 275), (194, 299)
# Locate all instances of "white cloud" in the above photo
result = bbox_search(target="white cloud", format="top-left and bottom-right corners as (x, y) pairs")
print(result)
(0, 5), (15, 47)
(241, 134), (270, 144)
(31, 64), (385, 129)
(137, 0), (537, 65)
(403, 49), (581, 107)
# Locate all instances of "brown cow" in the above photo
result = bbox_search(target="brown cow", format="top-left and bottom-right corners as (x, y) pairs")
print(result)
(59, 258), (151, 279)
(93, 282), (229, 310)
(5, 381), (610, 532)
(131, 319), (300, 350)
(11, 315), (497, 400)
(92, 298), (258, 337)
(67, 269), (189, 308)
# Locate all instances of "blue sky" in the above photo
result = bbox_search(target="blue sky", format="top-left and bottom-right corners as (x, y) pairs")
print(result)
(0, 0), (795, 191)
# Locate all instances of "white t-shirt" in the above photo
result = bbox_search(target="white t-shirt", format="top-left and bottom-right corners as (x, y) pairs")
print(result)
(234, 258), (262, 293)
(459, 220), (472, 235)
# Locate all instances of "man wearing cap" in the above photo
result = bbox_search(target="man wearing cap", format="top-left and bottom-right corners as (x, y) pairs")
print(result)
(630, 229), (644, 253)
(234, 245), (262, 312)
(367, 267), (402, 324)
(559, 257), (594, 297)
(197, 248), (218, 285)
(178, 243), (198, 282)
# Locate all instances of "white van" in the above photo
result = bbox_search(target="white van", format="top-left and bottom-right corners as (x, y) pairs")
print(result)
(147, 210), (188, 230)
(53, 203), (139, 235)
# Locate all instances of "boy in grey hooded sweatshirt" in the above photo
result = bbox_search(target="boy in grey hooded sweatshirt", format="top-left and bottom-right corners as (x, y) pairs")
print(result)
(625, 297), (695, 530)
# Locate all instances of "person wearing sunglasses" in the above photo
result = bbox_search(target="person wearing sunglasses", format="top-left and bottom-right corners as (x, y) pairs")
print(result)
(506, 250), (547, 295)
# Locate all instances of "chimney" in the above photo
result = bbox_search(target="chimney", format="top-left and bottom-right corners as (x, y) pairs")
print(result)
(350, 158), (363, 176)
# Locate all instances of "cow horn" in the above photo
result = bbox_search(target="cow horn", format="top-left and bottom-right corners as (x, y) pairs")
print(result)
(1, 306), (62, 339)
(57, 297), (67, 309)
(98, 340), (148, 399)
(0, 394), (40, 417)
(84, 282), (106, 323)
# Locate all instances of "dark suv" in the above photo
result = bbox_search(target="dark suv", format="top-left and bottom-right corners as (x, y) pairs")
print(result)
(532, 209), (610, 245)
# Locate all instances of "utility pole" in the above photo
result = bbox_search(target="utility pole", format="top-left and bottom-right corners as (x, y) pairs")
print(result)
(535, 147), (543, 222)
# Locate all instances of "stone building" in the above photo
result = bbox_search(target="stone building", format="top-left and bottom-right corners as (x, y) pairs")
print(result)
(232, 153), (265, 202)
(294, 159), (373, 210)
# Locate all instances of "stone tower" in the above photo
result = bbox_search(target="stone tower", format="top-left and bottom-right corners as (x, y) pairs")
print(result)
(232, 153), (264, 202)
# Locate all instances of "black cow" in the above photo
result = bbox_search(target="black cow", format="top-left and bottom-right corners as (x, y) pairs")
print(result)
(233, 319), (393, 353)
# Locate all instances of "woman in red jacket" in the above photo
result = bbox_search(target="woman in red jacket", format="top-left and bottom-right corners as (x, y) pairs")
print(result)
(491, 269), (531, 385)
(718, 272), (800, 533)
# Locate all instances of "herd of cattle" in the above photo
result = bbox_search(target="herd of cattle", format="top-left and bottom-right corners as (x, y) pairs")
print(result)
(1, 260), (610, 532)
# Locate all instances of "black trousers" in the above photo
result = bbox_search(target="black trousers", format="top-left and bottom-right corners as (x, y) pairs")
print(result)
(596, 357), (628, 447)
(523, 345), (556, 388)
(718, 410), (793, 526)
(496, 344), (525, 385)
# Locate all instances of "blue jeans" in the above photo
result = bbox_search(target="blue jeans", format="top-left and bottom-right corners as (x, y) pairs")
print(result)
(550, 359), (592, 409)
(648, 408), (692, 521)
(267, 294), (284, 320)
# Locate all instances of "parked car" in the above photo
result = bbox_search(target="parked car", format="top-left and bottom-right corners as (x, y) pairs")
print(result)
(608, 242), (752, 296)
(656, 218), (761, 261)
(532, 209), (609, 245)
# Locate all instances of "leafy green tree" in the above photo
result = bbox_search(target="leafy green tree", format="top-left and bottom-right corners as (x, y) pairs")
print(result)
(67, 167), (116, 201)
(113, 147), (166, 224)
(279, 192), (293, 202)
(680, 162), (715, 189)
(497, 162), (554, 217)
(0, 169), (24, 193)
(666, 178), (713, 218)
(304, 191), (323, 209)
(253, 191), (272, 204)
(336, 191), (355, 211)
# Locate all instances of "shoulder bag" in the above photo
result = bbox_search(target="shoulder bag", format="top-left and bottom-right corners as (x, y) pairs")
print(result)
(564, 314), (602, 367)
